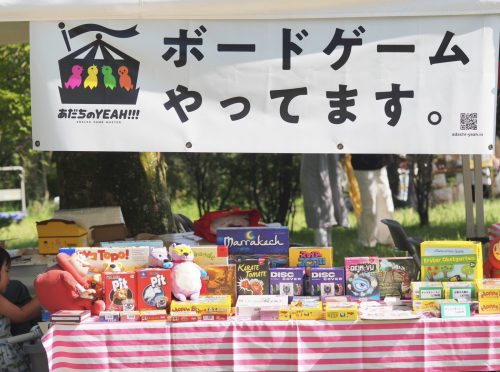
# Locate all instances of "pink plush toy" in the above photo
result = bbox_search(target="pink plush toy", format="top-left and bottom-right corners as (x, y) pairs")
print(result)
(148, 247), (173, 269)
(170, 244), (207, 301)
(34, 252), (105, 315)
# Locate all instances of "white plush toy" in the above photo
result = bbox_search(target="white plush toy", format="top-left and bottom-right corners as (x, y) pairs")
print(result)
(169, 243), (207, 301)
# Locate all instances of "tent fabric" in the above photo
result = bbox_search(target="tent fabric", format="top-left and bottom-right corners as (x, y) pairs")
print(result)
(1, 0), (500, 45)
(2, 0), (500, 22)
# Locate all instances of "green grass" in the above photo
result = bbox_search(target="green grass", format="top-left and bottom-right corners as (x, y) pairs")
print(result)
(0, 201), (55, 250)
(3, 198), (500, 268)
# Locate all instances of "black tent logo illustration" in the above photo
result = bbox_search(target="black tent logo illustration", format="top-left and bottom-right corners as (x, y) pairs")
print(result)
(58, 23), (140, 105)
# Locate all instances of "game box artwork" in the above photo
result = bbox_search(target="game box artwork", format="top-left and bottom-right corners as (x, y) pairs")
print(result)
(288, 247), (333, 274)
(236, 258), (270, 296)
(203, 264), (237, 306)
(309, 267), (345, 296)
(345, 257), (380, 300)
(103, 272), (137, 311)
(269, 267), (305, 296)
(420, 240), (483, 282)
(216, 226), (289, 255)
(136, 268), (171, 311)
(377, 257), (417, 299)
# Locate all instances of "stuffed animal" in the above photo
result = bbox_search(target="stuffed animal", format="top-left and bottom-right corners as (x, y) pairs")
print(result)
(148, 247), (173, 269)
(484, 236), (500, 278)
(34, 252), (105, 315)
(170, 244), (207, 301)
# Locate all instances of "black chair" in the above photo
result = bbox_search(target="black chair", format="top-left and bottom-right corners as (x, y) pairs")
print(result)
(381, 219), (422, 272)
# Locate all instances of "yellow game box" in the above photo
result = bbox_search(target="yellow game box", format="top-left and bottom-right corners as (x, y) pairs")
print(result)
(290, 297), (323, 320)
(442, 282), (476, 301)
(411, 282), (444, 300)
(288, 247), (333, 271)
(420, 240), (483, 282)
(476, 279), (500, 302)
(478, 301), (500, 314)
(170, 295), (232, 316)
(325, 302), (358, 321)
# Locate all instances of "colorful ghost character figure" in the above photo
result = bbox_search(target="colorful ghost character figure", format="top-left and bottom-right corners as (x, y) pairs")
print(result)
(84, 65), (99, 90)
(118, 66), (134, 91)
(101, 65), (117, 90)
(64, 64), (84, 89)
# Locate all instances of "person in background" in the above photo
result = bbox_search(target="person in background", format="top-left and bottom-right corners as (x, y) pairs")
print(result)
(351, 154), (394, 248)
(0, 247), (41, 372)
(300, 154), (349, 247)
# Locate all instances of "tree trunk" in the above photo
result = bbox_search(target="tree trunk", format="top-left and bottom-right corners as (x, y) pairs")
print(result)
(410, 155), (434, 227)
(54, 152), (175, 236)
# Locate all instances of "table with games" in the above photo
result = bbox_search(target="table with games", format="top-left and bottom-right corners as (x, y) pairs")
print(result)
(41, 315), (500, 371)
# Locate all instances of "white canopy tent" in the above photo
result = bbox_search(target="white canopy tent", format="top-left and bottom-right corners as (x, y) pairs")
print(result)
(0, 0), (498, 240)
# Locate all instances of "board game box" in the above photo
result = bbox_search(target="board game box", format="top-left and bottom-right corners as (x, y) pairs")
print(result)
(309, 267), (345, 296)
(136, 268), (171, 311)
(344, 257), (380, 300)
(102, 272), (137, 311)
(216, 226), (289, 255)
(288, 247), (333, 274)
(203, 264), (237, 306)
(377, 257), (418, 299)
(420, 240), (483, 282)
(236, 257), (270, 295)
(269, 267), (305, 296)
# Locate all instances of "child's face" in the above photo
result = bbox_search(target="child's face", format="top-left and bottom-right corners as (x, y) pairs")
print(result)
(0, 263), (10, 293)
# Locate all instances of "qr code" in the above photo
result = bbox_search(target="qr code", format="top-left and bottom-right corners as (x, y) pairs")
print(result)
(460, 113), (477, 130)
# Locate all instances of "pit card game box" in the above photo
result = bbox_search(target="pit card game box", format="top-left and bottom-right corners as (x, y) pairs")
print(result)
(236, 258), (270, 295)
(288, 247), (333, 274)
(309, 267), (345, 296)
(269, 267), (305, 296)
(420, 240), (483, 282)
(377, 257), (418, 299)
(344, 257), (380, 300)
(203, 264), (237, 306)
(136, 268), (171, 311)
(102, 272), (137, 311)
(216, 226), (289, 255)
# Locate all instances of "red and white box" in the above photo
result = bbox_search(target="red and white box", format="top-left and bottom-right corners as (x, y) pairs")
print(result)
(136, 268), (172, 311)
(103, 272), (137, 311)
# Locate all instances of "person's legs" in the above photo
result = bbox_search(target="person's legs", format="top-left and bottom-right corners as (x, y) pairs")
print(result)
(355, 169), (378, 248)
(374, 167), (395, 246)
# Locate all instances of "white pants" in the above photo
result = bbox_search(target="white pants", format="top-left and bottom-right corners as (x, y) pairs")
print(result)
(354, 167), (394, 247)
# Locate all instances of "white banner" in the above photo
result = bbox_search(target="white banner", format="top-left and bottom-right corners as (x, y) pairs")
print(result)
(30, 17), (499, 153)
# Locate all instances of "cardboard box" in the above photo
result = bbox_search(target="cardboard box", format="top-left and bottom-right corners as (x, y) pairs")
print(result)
(191, 245), (229, 267)
(443, 282), (476, 301)
(290, 297), (323, 320)
(269, 267), (305, 296)
(59, 246), (149, 273)
(420, 240), (483, 282)
(90, 223), (128, 246)
(140, 310), (168, 321)
(37, 219), (87, 254)
(170, 295), (232, 317)
(236, 295), (288, 320)
(102, 272), (137, 311)
(309, 267), (345, 296)
(325, 302), (358, 321)
(411, 282), (444, 300)
(377, 257), (417, 299)
(345, 257), (380, 300)
(136, 268), (171, 311)
(476, 279), (500, 302)
(203, 264), (237, 306)
(216, 226), (289, 255)
(478, 301), (500, 314)
(288, 247), (333, 274)
(236, 258), (270, 295)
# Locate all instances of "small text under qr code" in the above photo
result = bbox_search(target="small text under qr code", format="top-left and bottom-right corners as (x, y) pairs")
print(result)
(460, 113), (477, 130)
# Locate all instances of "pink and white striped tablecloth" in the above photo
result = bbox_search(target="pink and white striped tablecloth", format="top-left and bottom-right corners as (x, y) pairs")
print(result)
(41, 316), (500, 372)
